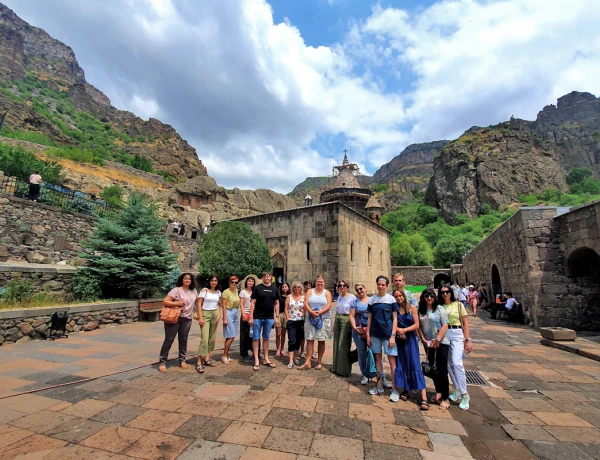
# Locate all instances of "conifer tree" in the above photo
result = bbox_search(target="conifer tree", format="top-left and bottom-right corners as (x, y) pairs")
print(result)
(77, 192), (177, 298)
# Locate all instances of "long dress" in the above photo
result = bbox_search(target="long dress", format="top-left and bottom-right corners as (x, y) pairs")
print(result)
(394, 311), (426, 391)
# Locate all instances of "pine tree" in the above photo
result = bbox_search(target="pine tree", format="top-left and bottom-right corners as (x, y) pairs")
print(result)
(77, 192), (177, 298)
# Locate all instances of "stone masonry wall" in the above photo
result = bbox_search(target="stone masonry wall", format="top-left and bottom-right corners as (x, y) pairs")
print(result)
(0, 263), (76, 292)
(0, 194), (95, 264)
(391, 266), (435, 286)
(0, 301), (139, 346)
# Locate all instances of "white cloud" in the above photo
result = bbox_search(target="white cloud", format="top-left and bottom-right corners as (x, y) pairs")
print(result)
(4, 0), (600, 193)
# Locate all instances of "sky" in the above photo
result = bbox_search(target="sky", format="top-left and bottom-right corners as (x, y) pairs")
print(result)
(5, 0), (600, 193)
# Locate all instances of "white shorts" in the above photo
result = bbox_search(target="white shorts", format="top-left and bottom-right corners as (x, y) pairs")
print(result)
(305, 317), (332, 341)
(370, 336), (398, 356)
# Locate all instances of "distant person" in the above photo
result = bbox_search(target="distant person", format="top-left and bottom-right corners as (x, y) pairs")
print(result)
(203, 225), (209, 235)
(179, 221), (186, 236)
(459, 284), (468, 308)
(479, 283), (489, 310)
(451, 280), (461, 300)
(172, 220), (180, 234)
(392, 273), (417, 307)
(468, 285), (478, 317)
(29, 170), (42, 202)
(490, 292), (516, 319)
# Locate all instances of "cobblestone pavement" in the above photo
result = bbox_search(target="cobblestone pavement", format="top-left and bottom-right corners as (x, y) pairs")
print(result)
(1, 311), (599, 459)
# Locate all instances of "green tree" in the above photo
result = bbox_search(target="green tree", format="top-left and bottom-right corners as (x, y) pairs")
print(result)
(433, 234), (480, 268)
(0, 144), (62, 184)
(390, 234), (416, 266)
(408, 233), (433, 265)
(198, 221), (272, 279)
(566, 167), (592, 185)
(76, 192), (176, 298)
(131, 154), (153, 172)
(100, 184), (124, 208)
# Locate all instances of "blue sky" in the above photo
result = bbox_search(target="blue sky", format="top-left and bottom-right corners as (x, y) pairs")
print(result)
(5, 0), (600, 192)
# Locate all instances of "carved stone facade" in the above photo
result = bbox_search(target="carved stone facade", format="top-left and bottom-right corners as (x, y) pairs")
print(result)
(230, 202), (391, 293)
(452, 201), (600, 331)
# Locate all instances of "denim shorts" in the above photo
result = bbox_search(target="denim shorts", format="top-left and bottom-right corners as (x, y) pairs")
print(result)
(370, 336), (398, 356)
(252, 318), (274, 340)
(223, 308), (239, 339)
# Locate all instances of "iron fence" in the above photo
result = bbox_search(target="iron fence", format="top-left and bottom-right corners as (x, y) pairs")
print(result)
(0, 175), (117, 218)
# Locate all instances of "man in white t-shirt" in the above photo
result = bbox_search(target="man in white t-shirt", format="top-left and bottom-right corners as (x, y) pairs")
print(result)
(490, 292), (517, 319)
(29, 171), (42, 202)
(172, 220), (179, 234)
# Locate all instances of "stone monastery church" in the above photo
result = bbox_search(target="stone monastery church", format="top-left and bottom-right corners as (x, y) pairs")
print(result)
(230, 154), (391, 292)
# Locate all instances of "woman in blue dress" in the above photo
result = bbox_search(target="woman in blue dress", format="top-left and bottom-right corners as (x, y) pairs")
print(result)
(394, 289), (428, 410)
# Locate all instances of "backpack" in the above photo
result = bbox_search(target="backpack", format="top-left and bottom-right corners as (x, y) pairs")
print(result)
(362, 347), (379, 379)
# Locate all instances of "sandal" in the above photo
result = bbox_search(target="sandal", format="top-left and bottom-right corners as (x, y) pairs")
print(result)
(314, 364), (323, 370)
(253, 365), (260, 371)
(195, 364), (204, 374)
(203, 360), (216, 367)
(263, 361), (276, 368)
(158, 364), (167, 373)
(430, 395), (442, 404)
(221, 357), (231, 364)
(300, 352), (306, 358)
(420, 400), (430, 411)
(440, 400), (450, 411)
(400, 392), (409, 402)
(287, 363), (294, 369)
(298, 365), (311, 370)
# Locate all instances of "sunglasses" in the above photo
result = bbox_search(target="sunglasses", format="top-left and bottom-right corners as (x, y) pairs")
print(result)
(293, 286), (302, 289)
(424, 294), (435, 298)
(230, 280), (238, 284)
(338, 284), (347, 288)
(440, 291), (451, 294)
(356, 287), (364, 292)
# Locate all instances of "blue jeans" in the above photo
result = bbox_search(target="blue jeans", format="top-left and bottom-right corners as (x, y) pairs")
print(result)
(352, 329), (367, 376)
(252, 318), (274, 340)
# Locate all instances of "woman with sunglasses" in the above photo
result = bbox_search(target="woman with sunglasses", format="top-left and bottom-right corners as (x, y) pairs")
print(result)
(299, 276), (332, 370)
(221, 275), (241, 364)
(196, 275), (221, 373)
(439, 286), (472, 410)
(418, 288), (450, 410)
(285, 282), (305, 368)
(239, 277), (256, 363)
(394, 290), (428, 409)
(350, 283), (370, 384)
(276, 282), (291, 357)
(331, 279), (355, 377)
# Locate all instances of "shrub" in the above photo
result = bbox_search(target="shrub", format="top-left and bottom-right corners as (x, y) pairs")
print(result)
(131, 154), (153, 173)
(566, 167), (592, 185)
(100, 184), (124, 208)
(0, 278), (36, 303)
(0, 143), (62, 184)
(72, 271), (102, 302)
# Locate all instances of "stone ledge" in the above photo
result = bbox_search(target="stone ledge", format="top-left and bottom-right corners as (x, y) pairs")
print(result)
(539, 326), (576, 341)
(0, 193), (97, 221)
(540, 338), (600, 363)
(0, 262), (77, 274)
(0, 300), (139, 320)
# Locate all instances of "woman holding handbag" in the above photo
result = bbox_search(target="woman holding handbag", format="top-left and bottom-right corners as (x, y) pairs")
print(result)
(158, 273), (198, 373)
(439, 285), (472, 410)
(221, 275), (241, 364)
(196, 275), (221, 373)
(394, 290), (428, 410)
(331, 279), (355, 377)
(349, 283), (370, 385)
(417, 288), (450, 410)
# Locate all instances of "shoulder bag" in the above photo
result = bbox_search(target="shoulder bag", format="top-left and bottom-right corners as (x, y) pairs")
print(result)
(161, 288), (182, 324)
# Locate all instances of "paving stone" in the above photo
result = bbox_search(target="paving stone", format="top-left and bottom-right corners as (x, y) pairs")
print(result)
(348, 403), (394, 424)
(124, 375), (173, 391)
(263, 407), (324, 433)
(265, 382), (305, 395)
(283, 375), (317, 386)
(577, 442), (600, 459)
(541, 391), (589, 401)
(0, 433), (67, 458)
(392, 409), (427, 429)
(178, 439), (246, 459)
(87, 383), (129, 400)
(45, 418), (107, 443)
(428, 432), (472, 458)
(123, 431), (192, 459)
(42, 444), (115, 460)
(309, 433), (363, 460)
(532, 411), (594, 427)
(500, 410), (546, 425)
(524, 440), (594, 460)
(476, 439), (539, 460)
(90, 403), (148, 425)
(10, 409), (76, 434)
(363, 440), (420, 460)
(491, 398), (516, 411)
(337, 390), (372, 405)
(263, 427), (313, 455)
(37, 386), (94, 403)
(2, 394), (60, 414)
(81, 425), (147, 453)
(218, 402), (273, 424)
(315, 399), (349, 416)
(371, 421), (430, 450)
(425, 417), (469, 436)
(126, 408), (191, 433)
(543, 426), (600, 444)
(239, 389), (279, 406)
(240, 446), (297, 459)
(502, 424), (557, 441)
(272, 394), (318, 412)
(302, 387), (340, 401)
(195, 383), (250, 401)
(109, 388), (158, 406)
(0, 425), (35, 449)
(60, 398), (115, 418)
(549, 401), (600, 414)
(320, 414), (372, 441)
(173, 415), (232, 440)
(507, 399), (561, 412)
(0, 408), (26, 424)
(461, 423), (510, 441)
(177, 398), (230, 416)
(217, 421), (272, 447)
(319, 378), (350, 392)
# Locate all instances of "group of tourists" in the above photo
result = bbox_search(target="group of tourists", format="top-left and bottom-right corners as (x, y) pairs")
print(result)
(159, 271), (473, 411)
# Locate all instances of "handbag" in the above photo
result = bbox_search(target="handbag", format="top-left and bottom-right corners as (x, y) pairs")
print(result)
(161, 288), (182, 324)
(421, 361), (437, 379)
(349, 348), (358, 364)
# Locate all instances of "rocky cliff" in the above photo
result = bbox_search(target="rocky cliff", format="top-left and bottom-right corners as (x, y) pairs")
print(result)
(426, 92), (599, 223)
(0, 3), (206, 179)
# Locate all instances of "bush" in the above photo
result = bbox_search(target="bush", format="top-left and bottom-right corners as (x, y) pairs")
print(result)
(2, 129), (56, 147)
(131, 154), (153, 173)
(0, 143), (62, 184)
(0, 278), (36, 303)
(100, 184), (124, 208)
(72, 271), (102, 302)
(198, 221), (272, 279)
(566, 167), (592, 185)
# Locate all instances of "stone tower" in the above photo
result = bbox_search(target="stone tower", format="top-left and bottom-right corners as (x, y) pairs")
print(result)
(320, 151), (373, 215)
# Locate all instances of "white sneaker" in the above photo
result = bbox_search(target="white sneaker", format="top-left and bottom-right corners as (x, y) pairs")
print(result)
(369, 386), (384, 395)
(389, 389), (400, 402)
(459, 394), (470, 410)
(449, 389), (461, 402)
(382, 377), (392, 389)
(360, 375), (368, 385)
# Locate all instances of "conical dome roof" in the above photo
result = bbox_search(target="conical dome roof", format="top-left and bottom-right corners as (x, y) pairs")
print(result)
(365, 195), (382, 209)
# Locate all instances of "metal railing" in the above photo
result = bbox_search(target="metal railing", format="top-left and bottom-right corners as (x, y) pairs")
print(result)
(0, 175), (117, 218)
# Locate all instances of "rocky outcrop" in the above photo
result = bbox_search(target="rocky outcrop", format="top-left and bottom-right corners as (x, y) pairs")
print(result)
(0, 3), (207, 179)
(372, 140), (449, 183)
(425, 129), (566, 223)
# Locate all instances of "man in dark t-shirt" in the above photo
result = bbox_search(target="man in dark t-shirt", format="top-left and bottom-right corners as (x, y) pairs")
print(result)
(249, 272), (280, 370)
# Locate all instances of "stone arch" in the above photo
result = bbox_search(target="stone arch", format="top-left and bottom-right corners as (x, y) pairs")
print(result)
(276, 201), (283, 211)
(433, 273), (451, 288)
(491, 264), (502, 300)
(272, 253), (286, 285)
(566, 247), (600, 278)
(565, 247), (600, 330)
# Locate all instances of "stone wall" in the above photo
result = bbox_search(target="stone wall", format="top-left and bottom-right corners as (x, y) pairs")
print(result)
(453, 203), (600, 331)
(231, 202), (391, 293)
(0, 194), (95, 264)
(0, 301), (139, 346)
(0, 262), (75, 291)
(391, 266), (451, 287)
(168, 235), (200, 271)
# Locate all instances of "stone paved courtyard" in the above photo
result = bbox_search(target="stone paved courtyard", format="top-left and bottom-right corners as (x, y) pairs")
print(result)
(1, 312), (600, 459)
